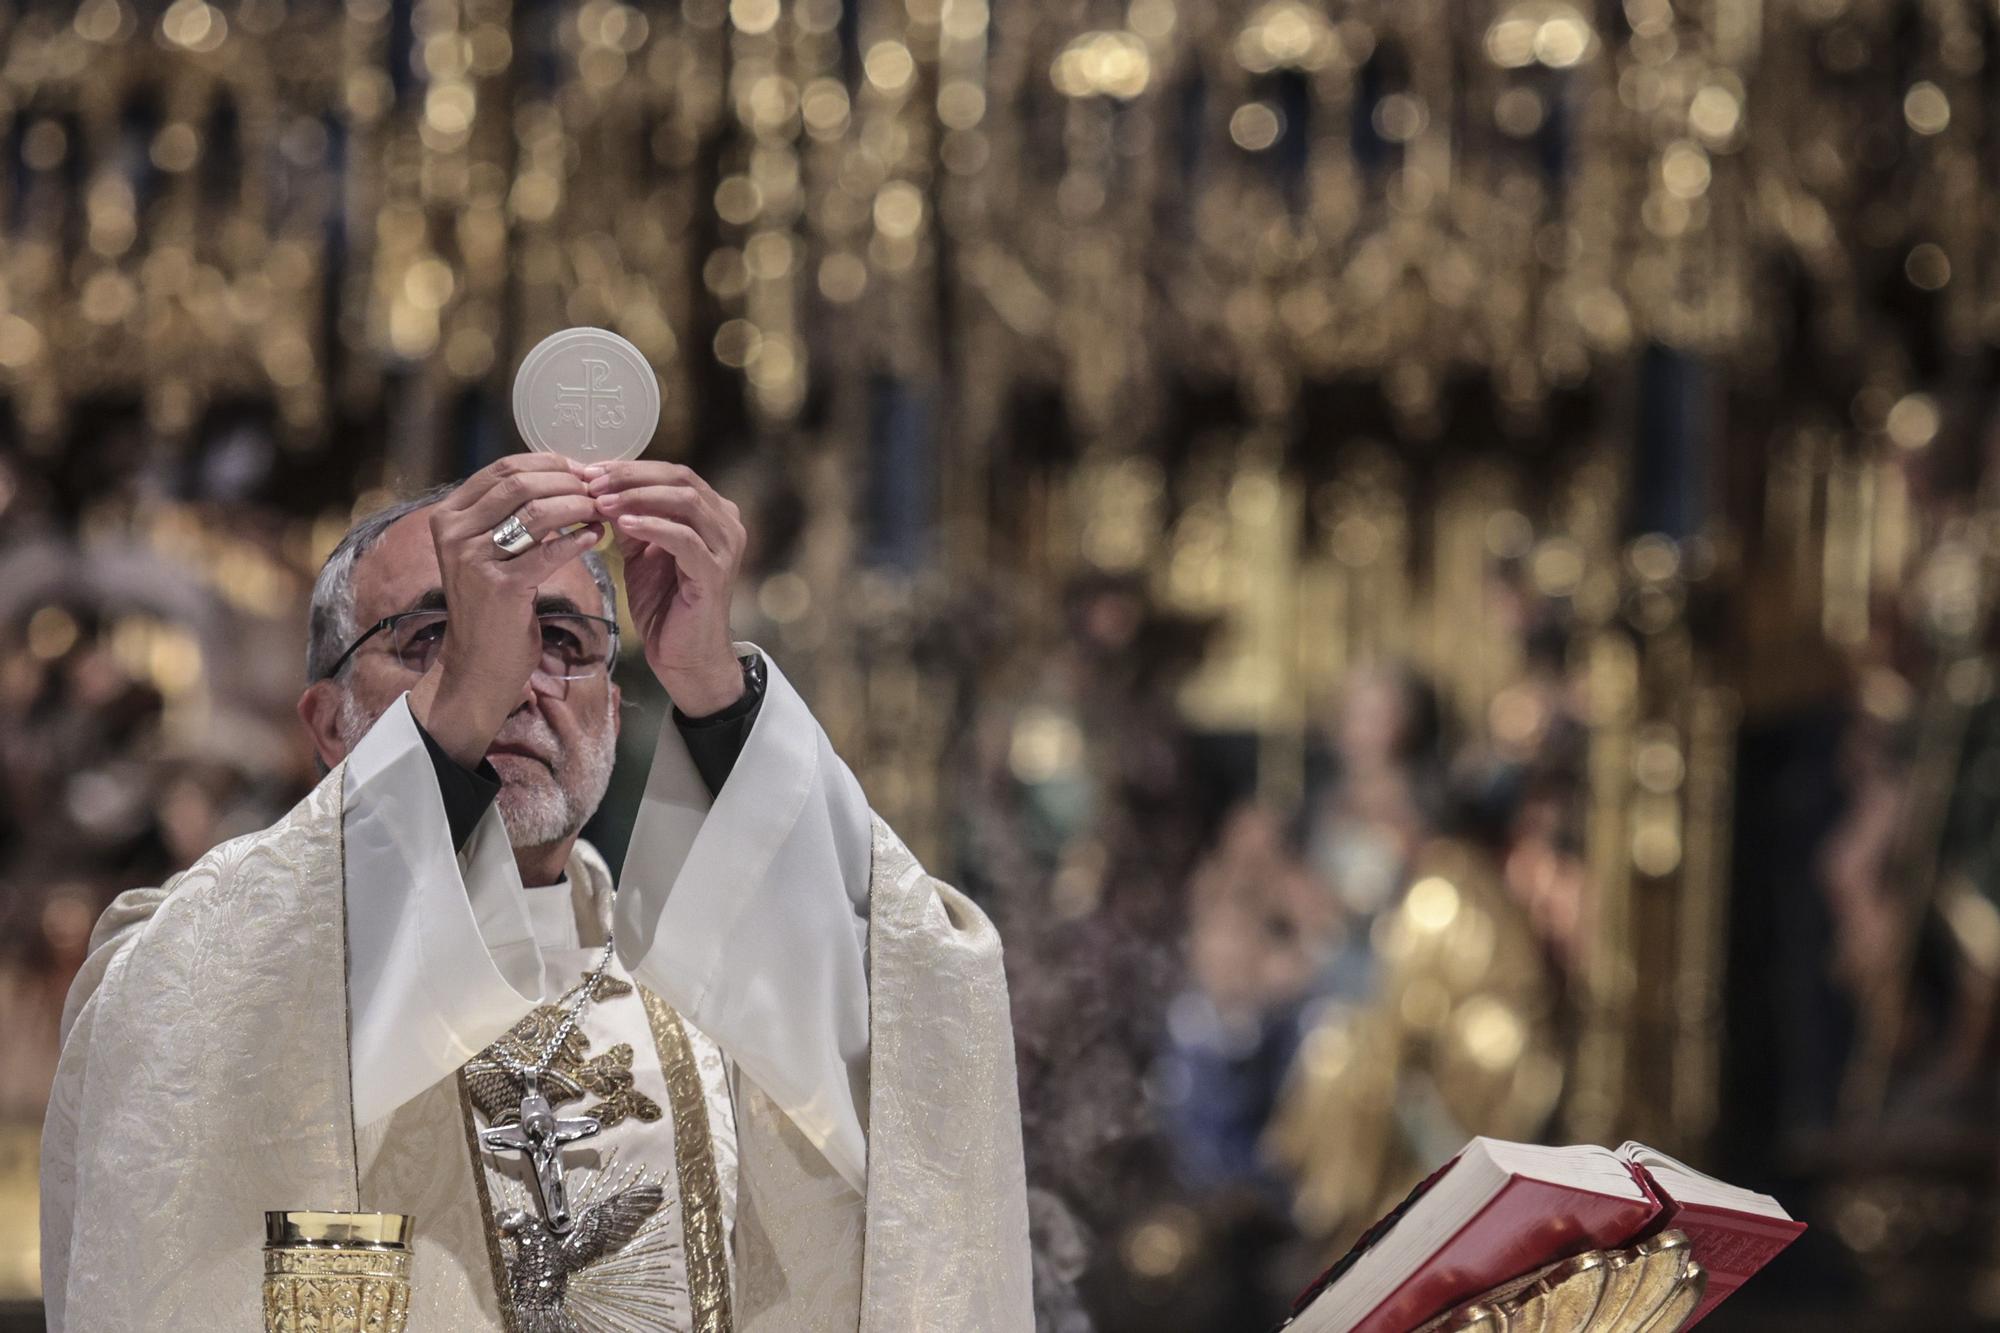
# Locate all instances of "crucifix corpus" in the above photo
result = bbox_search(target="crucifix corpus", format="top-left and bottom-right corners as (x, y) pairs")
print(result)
(479, 1072), (603, 1234)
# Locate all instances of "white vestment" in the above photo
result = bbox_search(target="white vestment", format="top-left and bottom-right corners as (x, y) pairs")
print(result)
(345, 646), (873, 1194)
(41, 648), (1032, 1330)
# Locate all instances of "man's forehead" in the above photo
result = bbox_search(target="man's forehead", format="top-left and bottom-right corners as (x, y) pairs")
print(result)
(351, 509), (443, 615)
(350, 504), (602, 620)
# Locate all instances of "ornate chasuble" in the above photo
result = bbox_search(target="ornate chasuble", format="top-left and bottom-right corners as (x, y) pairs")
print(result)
(45, 750), (1033, 1332)
(359, 951), (737, 1333)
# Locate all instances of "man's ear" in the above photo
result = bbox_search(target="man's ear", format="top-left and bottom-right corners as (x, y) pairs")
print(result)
(609, 680), (623, 740)
(297, 680), (352, 771)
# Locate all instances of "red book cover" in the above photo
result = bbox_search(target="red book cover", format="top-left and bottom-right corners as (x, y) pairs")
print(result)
(1349, 1176), (1661, 1333)
(1642, 1189), (1806, 1327)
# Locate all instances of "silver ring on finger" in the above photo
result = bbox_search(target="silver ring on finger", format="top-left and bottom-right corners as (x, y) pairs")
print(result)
(490, 513), (536, 558)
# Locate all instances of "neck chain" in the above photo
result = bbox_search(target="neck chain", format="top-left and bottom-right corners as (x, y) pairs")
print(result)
(490, 930), (617, 1084)
(477, 925), (618, 1235)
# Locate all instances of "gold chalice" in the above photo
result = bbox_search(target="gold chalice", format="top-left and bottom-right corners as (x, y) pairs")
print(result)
(262, 1210), (413, 1333)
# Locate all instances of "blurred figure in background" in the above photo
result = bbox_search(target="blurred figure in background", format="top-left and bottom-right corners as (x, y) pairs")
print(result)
(1156, 663), (1448, 1198)
(1157, 663), (1448, 1198)
(1300, 663), (1451, 1000)
(1139, 639), (1595, 1322)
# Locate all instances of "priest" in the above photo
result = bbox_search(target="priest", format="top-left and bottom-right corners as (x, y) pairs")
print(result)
(41, 453), (1032, 1331)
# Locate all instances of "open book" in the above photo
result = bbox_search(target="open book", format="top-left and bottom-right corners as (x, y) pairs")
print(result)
(1281, 1138), (1803, 1332)
(1613, 1142), (1806, 1325)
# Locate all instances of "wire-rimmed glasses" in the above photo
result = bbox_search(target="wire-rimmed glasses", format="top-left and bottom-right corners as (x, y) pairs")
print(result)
(321, 609), (619, 695)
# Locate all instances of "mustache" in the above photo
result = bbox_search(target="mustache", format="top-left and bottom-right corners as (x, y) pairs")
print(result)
(493, 715), (559, 757)
(492, 694), (617, 770)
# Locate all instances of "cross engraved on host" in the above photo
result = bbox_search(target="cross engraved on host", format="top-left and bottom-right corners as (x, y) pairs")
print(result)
(480, 1071), (602, 1234)
(550, 357), (629, 454)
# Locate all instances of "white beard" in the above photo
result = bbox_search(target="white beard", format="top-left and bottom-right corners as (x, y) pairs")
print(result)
(496, 775), (575, 847)
(493, 707), (617, 847)
(337, 691), (616, 851)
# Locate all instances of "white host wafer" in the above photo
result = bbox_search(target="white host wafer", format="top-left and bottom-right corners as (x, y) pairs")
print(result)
(511, 326), (661, 461)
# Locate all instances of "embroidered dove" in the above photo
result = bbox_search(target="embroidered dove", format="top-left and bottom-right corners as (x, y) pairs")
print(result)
(500, 1181), (666, 1332)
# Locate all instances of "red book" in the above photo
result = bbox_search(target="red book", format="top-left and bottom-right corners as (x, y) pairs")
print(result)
(1283, 1139), (1664, 1333)
(1617, 1143), (1806, 1328)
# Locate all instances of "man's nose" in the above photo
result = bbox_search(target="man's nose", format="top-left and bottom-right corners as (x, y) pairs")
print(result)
(505, 683), (550, 731)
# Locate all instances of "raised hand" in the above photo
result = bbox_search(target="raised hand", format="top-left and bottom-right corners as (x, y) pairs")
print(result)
(411, 454), (606, 766)
(583, 460), (748, 716)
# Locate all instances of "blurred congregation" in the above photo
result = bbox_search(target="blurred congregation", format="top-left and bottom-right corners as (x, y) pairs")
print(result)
(3, 0), (2000, 1328)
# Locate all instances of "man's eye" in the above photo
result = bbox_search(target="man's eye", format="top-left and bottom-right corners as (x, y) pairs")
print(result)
(410, 622), (446, 645)
(543, 627), (585, 654)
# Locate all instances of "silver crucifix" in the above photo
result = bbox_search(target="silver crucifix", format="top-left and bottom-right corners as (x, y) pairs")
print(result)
(479, 1071), (602, 1234)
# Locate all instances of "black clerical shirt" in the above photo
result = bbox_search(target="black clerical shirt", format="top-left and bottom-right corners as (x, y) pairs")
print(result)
(413, 653), (766, 852)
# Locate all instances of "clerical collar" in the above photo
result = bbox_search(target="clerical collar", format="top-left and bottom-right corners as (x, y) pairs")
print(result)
(521, 875), (582, 955)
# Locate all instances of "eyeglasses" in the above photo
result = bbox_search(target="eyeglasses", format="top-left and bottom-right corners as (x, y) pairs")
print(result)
(322, 609), (620, 694)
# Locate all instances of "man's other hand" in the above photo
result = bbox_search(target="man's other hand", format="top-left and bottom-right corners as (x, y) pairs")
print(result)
(412, 454), (606, 768)
(584, 460), (747, 716)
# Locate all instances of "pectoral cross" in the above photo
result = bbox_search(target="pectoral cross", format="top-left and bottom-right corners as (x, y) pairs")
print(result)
(479, 1072), (602, 1234)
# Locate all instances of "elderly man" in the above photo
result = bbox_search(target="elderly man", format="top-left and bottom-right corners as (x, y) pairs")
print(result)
(42, 455), (1031, 1331)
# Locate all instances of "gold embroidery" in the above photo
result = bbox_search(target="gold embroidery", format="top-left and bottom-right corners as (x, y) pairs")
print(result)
(580, 973), (635, 1004)
(642, 986), (734, 1333)
(333, 760), (362, 1210)
(463, 971), (663, 1130)
(569, 1042), (666, 1129)
(457, 1071), (522, 1333)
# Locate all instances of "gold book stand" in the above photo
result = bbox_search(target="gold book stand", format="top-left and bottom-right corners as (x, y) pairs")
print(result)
(1416, 1230), (1706, 1333)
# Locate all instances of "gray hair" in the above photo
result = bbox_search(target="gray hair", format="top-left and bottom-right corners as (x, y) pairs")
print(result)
(306, 483), (616, 683)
